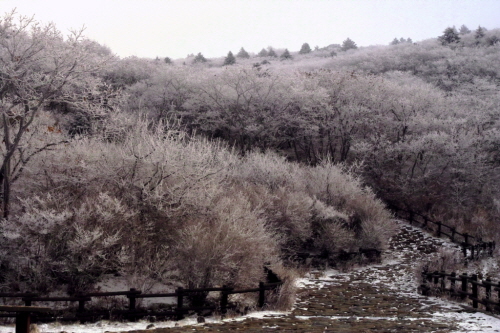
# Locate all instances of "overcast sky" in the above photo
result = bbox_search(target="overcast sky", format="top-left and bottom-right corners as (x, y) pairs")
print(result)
(1, 0), (499, 59)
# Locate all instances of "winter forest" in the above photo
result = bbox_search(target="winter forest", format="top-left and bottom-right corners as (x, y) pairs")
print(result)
(1, 9), (500, 315)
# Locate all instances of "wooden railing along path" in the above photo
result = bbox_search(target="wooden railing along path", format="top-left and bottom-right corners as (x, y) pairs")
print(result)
(0, 281), (282, 330)
(390, 206), (495, 260)
(421, 270), (500, 314)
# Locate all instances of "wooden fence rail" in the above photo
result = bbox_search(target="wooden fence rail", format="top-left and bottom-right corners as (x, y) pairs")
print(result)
(390, 206), (495, 260)
(0, 281), (282, 324)
(421, 270), (500, 313)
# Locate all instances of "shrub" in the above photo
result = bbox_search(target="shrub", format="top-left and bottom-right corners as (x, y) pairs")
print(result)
(2, 114), (395, 303)
(1, 193), (131, 294)
(170, 193), (279, 290)
(306, 162), (396, 250)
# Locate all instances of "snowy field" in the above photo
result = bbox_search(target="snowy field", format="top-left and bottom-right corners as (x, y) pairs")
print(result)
(0, 311), (289, 333)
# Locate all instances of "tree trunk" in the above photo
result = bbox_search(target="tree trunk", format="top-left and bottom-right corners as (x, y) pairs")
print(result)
(2, 114), (11, 219)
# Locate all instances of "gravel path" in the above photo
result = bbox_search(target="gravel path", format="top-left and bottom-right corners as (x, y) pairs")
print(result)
(12, 221), (498, 333)
(132, 221), (500, 333)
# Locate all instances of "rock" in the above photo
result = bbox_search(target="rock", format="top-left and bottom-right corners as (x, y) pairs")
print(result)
(197, 316), (205, 323)
(146, 323), (155, 329)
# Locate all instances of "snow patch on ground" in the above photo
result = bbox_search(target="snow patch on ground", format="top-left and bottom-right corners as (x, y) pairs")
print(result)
(0, 311), (289, 333)
(436, 312), (500, 333)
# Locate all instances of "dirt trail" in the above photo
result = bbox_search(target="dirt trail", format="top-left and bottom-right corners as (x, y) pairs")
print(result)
(132, 221), (500, 333)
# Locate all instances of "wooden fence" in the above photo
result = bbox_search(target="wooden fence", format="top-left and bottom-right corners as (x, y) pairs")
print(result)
(0, 281), (282, 323)
(391, 206), (495, 260)
(421, 270), (500, 313)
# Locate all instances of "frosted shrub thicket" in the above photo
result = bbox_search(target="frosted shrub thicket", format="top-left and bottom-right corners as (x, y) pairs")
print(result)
(0, 115), (394, 296)
(119, 47), (500, 238)
(2, 10), (498, 305)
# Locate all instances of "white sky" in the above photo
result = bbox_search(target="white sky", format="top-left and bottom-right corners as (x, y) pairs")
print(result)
(1, 0), (499, 59)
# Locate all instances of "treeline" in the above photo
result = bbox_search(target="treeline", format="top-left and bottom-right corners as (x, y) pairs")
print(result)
(0, 11), (394, 303)
(110, 28), (500, 241)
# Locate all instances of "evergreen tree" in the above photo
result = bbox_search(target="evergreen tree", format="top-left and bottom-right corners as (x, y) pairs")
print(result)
(407, 38), (413, 43)
(299, 42), (312, 54)
(193, 52), (207, 63)
(390, 38), (400, 45)
(438, 27), (460, 45)
(341, 38), (358, 51)
(475, 26), (485, 39)
(223, 51), (236, 65)
(258, 48), (268, 57)
(164, 57), (172, 64)
(280, 48), (293, 60)
(459, 24), (471, 35)
(236, 47), (250, 59)
(267, 47), (277, 57)
(399, 37), (406, 43)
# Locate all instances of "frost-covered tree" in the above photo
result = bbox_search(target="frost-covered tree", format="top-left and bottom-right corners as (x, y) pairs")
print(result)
(299, 42), (312, 54)
(459, 24), (471, 35)
(193, 52), (207, 63)
(0, 10), (110, 218)
(236, 47), (250, 59)
(341, 38), (357, 51)
(280, 48), (293, 60)
(223, 51), (236, 65)
(439, 27), (460, 45)
(487, 35), (500, 46)
(475, 26), (485, 39)
(390, 38), (400, 45)
(258, 48), (268, 57)
(267, 47), (277, 57)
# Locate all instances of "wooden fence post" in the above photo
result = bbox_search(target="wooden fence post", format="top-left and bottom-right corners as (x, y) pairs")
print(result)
(258, 282), (265, 308)
(78, 299), (85, 313)
(450, 272), (456, 293)
(16, 313), (31, 333)
(461, 273), (468, 300)
(436, 222), (442, 237)
(409, 211), (414, 224)
(220, 285), (231, 316)
(485, 277), (492, 312)
(176, 287), (184, 320)
(471, 274), (478, 309)
(128, 288), (137, 311)
(126, 288), (139, 322)
(451, 228), (455, 242)
(463, 233), (469, 257)
(440, 271), (446, 292)
(498, 283), (500, 310)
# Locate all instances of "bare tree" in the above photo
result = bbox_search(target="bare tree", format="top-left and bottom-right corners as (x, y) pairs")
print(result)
(0, 10), (110, 218)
